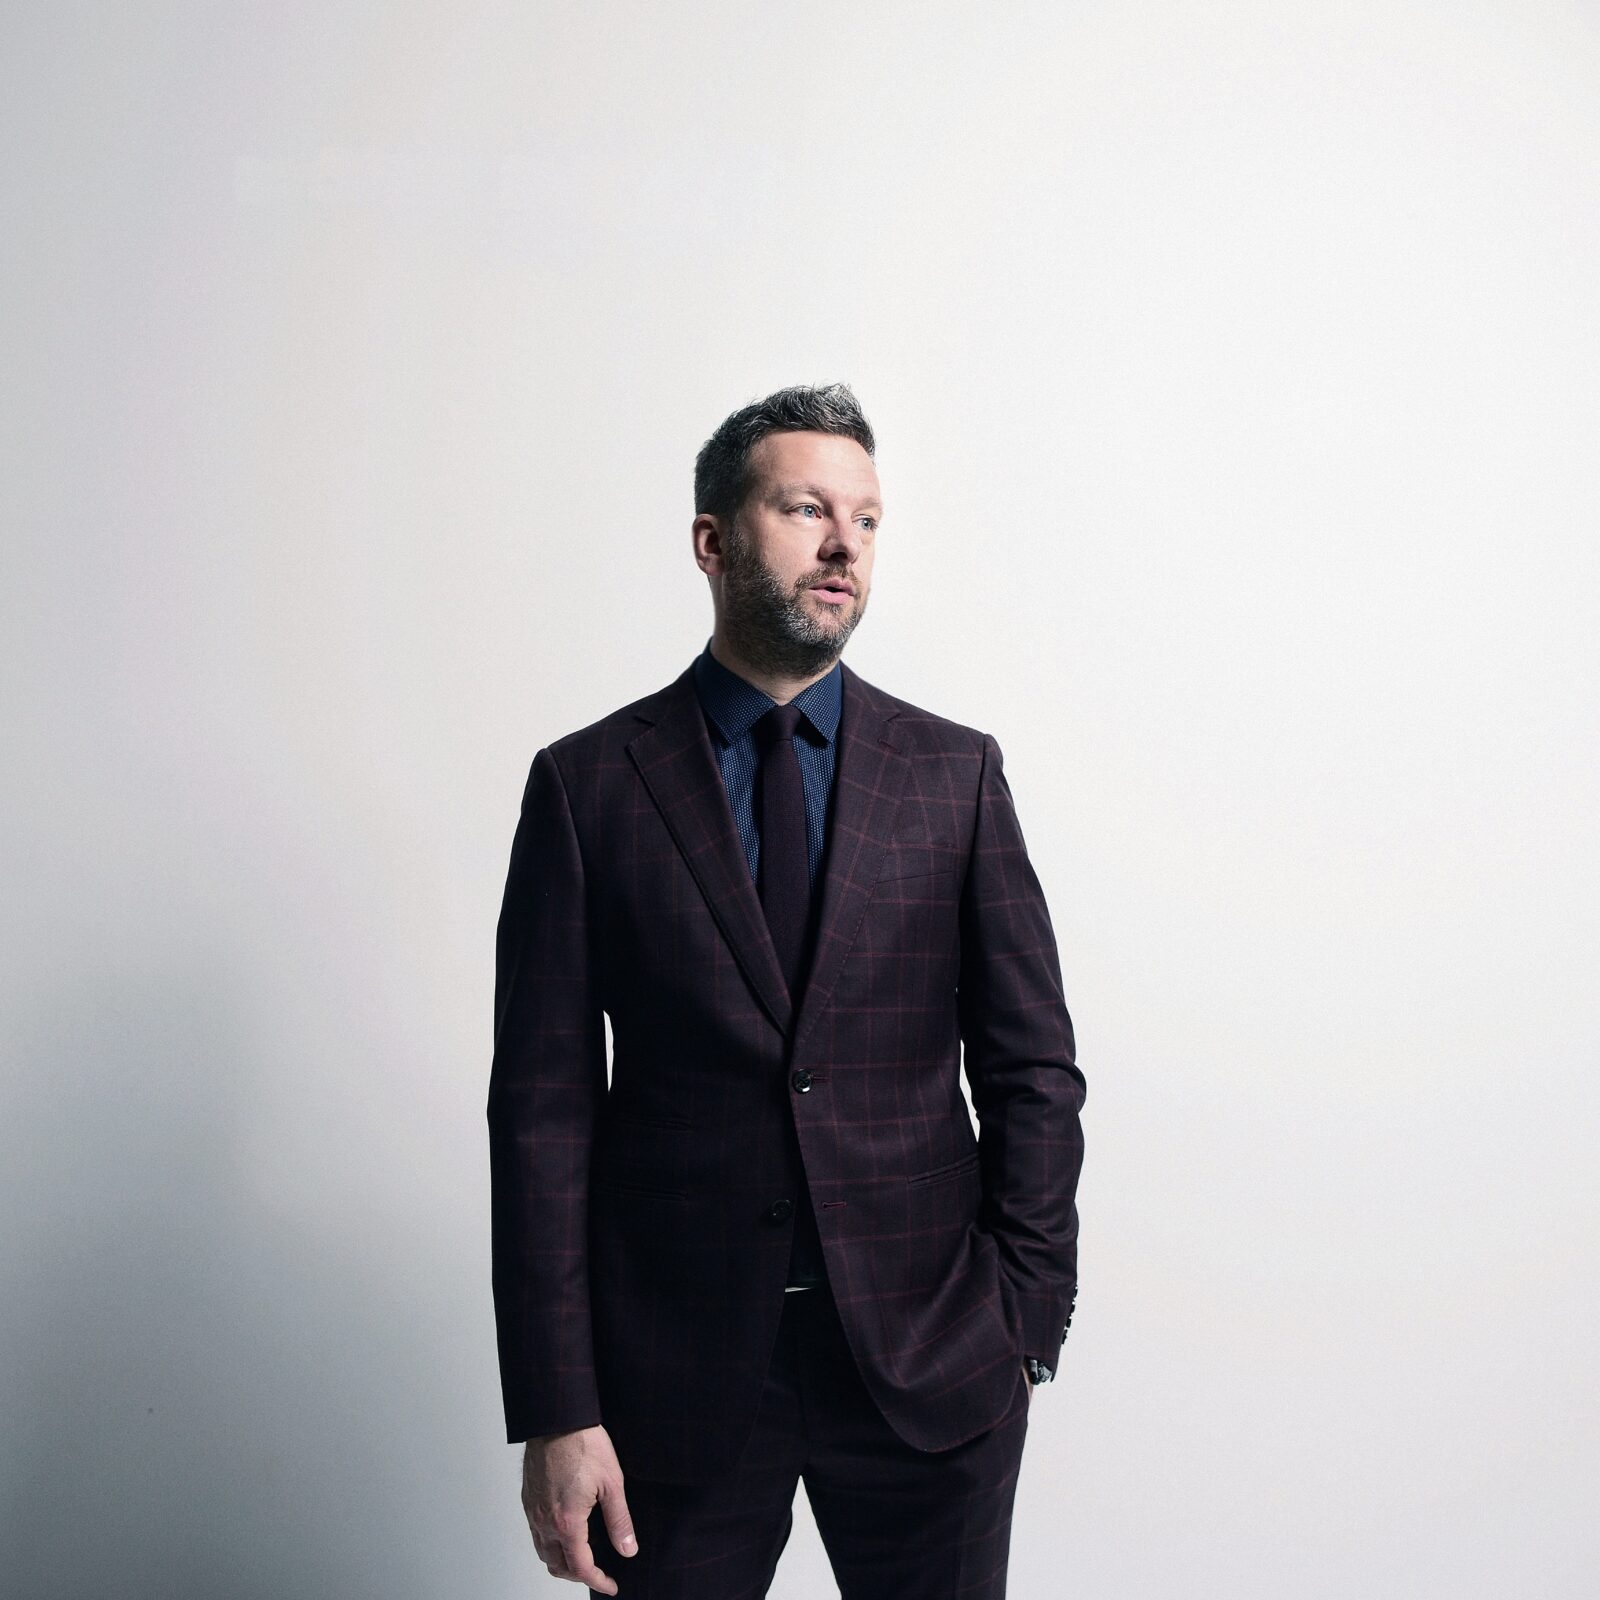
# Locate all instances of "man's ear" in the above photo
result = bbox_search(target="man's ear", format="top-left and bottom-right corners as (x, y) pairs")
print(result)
(692, 512), (727, 576)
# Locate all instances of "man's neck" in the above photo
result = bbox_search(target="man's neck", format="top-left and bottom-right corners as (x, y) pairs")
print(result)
(708, 632), (839, 705)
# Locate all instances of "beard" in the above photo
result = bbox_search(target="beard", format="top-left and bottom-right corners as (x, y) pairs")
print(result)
(719, 525), (866, 680)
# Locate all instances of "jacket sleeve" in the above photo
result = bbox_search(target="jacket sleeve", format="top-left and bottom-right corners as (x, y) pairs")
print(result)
(957, 731), (1087, 1371)
(488, 744), (608, 1442)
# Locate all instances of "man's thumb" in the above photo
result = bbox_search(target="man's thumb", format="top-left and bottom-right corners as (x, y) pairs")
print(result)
(601, 1481), (638, 1557)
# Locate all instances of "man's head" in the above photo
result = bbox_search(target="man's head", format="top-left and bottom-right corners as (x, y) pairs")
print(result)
(693, 384), (881, 681)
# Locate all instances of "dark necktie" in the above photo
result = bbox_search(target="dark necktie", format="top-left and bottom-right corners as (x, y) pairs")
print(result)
(754, 701), (826, 1290)
(754, 702), (812, 1003)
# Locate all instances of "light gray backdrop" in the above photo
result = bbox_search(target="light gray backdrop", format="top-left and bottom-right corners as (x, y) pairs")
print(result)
(4, 2), (1596, 1596)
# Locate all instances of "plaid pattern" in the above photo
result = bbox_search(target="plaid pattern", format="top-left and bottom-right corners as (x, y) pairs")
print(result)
(489, 658), (1085, 1482)
(583, 1281), (1030, 1597)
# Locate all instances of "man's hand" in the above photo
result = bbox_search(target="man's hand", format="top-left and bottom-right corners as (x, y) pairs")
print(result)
(521, 1426), (637, 1593)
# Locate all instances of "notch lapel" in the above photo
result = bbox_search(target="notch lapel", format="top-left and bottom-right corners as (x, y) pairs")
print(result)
(627, 666), (793, 1035)
(626, 660), (908, 1044)
(791, 661), (907, 1050)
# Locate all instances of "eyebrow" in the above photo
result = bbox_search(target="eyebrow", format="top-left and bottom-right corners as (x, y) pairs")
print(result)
(770, 481), (884, 514)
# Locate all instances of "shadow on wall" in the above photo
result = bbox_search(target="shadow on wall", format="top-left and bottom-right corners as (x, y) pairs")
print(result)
(0, 968), (474, 1599)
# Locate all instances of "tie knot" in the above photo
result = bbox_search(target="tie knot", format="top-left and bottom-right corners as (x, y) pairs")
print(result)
(754, 701), (807, 750)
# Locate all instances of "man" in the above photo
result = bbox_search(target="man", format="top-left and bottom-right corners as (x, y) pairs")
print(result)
(489, 383), (1085, 1597)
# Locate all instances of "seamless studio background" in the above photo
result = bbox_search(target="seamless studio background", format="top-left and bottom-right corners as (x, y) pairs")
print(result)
(3, 3), (1596, 1596)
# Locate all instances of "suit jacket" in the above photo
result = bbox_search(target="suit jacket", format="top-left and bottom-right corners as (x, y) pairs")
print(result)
(489, 656), (1085, 1484)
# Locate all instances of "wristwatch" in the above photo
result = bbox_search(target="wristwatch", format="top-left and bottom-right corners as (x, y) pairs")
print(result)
(1024, 1314), (1072, 1386)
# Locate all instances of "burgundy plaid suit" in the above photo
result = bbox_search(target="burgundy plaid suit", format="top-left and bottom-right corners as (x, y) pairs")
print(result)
(489, 656), (1084, 1487)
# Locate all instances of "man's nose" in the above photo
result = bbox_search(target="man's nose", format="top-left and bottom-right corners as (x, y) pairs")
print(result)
(819, 519), (863, 561)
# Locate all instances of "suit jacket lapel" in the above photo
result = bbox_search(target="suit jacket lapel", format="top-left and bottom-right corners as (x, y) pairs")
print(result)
(627, 665), (794, 1034)
(791, 661), (907, 1050)
(626, 659), (908, 1043)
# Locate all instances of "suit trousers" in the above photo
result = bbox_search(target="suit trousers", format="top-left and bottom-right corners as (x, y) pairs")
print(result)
(585, 1278), (1032, 1598)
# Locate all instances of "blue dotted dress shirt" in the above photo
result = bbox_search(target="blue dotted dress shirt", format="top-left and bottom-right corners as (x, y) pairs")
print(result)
(690, 637), (843, 894)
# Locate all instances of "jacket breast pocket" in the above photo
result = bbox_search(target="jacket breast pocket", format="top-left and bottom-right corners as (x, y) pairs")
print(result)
(874, 833), (963, 886)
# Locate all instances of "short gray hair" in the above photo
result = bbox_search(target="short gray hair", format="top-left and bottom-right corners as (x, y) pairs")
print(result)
(694, 383), (876, 525)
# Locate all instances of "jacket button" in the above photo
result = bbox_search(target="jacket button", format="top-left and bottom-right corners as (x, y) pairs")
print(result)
(767, 1198), (794, 1223)
(791, 1069), (812, 1093)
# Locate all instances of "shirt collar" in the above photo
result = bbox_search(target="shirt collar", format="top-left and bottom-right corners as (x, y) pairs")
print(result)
(692, 636), (842, 748)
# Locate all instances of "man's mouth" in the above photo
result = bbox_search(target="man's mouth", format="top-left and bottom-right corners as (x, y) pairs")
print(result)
(809, 580), (854, 605)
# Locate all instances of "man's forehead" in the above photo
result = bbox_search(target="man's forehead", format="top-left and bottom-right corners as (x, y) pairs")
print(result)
(751, 435), (882, 507)
(767, 475), (882, 507)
